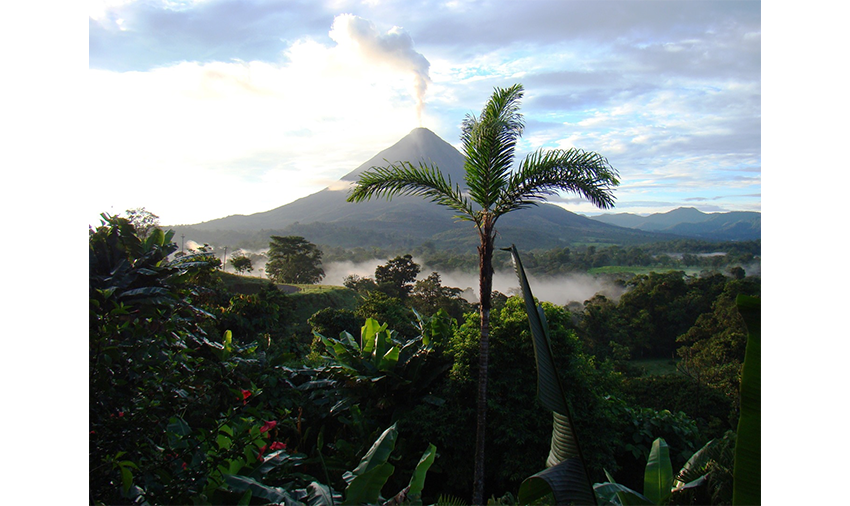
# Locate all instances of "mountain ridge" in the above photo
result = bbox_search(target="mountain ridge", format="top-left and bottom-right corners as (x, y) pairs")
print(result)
(589, 207), (760, 240)
(172, 128), (757, 250)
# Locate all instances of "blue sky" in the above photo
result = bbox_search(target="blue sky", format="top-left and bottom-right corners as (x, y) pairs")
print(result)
(86, 0), (762, 225)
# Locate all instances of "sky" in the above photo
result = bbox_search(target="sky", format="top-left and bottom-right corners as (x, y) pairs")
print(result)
(86, 0), (763, 226)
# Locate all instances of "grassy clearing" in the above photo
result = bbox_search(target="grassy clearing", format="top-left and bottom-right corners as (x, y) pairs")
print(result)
(217, 272), (274, 294)
(216, 272), (360, 334)
(630, 358), (681, 376)
(588, 265), (702, 276)
(218, 272), (347, 294)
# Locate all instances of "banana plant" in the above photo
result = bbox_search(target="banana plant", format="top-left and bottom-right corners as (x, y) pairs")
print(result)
(504, 245), (597, 505)
(226, 423), (437, 506)
(318, 318), (402, 374)
(593, 437), (718, 505)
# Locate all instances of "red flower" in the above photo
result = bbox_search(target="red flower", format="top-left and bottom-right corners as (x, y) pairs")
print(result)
(260, 420), (277, 433)
(241, 389), (252, 405)
(257, 441), (287, 462)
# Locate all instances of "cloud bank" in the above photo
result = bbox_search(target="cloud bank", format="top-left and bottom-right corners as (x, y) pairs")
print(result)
(87, 1), (761, 226)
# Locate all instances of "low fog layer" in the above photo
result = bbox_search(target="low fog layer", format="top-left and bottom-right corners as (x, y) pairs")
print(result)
(325, 258), (625, 306)
(214, 251), (624, 306)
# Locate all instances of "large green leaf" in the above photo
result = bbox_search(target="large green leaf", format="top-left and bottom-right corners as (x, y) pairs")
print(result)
(351, 423), (397, 476)
(379, 345), (400, 372)
(305, 481), (341, 506)
(344, 463), (395, 505)
(674, 438), (719, 489)
(361, 318), (387, 356)
(408, 443), (437, 502)
(643, 438), (673, 505)
(506, 245), (570, 416)
(594, 470), (654, 506)
(593, 482), (653, 505)
(520, 457), (599, 505)
(344, 424), (398, 505)
(733, 295), (760, 505)
(225, 475), (296, 504)
(506, 244), (596, 504)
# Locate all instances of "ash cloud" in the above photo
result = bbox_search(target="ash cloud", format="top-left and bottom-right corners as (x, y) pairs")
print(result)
(330, 14), (430, 125)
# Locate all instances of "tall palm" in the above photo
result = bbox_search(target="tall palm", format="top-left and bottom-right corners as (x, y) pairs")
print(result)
(347, 83), (619, 504)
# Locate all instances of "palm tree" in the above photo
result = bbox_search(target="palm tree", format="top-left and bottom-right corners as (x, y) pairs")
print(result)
(347, 83), (619, 504)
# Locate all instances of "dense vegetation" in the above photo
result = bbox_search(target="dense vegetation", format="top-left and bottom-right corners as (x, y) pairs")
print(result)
(90, 214), (759, 505)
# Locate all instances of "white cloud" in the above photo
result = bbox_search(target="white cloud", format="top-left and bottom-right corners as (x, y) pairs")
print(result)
(86, 1), (760, 222)
(86, 14), (433, 225)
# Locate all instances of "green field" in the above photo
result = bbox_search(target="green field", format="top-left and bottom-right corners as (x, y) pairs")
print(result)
(587, 265), (703, 276)
(217, 272), (360, 334)
(630, 357), (681, 376)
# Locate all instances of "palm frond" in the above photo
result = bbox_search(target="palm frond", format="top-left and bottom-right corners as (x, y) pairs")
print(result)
(435, 494), (467, 506)
(461, 84), (525, 209)
(493, 148), (620, 218)
(347, 160), (476, 221)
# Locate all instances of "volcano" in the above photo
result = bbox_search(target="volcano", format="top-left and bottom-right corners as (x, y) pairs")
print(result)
(175, 128), (664, 251)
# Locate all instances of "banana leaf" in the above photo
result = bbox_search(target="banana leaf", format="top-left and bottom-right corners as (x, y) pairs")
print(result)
(520, 457), (599, 505)
(304, 482), (341, 506)
(733, 295), (760, 505)
(343, 423), (398, 505)
(361, 319), (387, 356)
(506, 244), (596, 505)
(224, 475), (298, 505)
(674, 438), (721, 489)
(643, 438), (673, 505)
(378, 345), (400, 372)
(407, 443), (438, 505)
(593, 483), (653, 505)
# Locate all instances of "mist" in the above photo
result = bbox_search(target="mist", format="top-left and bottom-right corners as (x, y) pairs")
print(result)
(322, 257), (625, 307)
(218, 250), (623, 307)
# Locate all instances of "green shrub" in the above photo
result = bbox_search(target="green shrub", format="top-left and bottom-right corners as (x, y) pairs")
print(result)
(621, 374), (734, 440)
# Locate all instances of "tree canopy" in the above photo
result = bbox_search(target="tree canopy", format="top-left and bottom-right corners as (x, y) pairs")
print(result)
(266, 235), (324, 284)
(375, 254), (420, 299)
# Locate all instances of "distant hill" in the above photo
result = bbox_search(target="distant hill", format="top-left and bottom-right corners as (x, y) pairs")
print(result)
(171, 128), (701, 252)
(590, 207), (760, 241)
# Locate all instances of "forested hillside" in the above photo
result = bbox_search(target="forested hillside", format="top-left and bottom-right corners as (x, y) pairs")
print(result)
(90, 215), (760, 505)
(590, 208), (761, 241)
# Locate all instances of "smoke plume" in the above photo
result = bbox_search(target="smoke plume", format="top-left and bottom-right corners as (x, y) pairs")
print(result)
(330, 14), (431, 125)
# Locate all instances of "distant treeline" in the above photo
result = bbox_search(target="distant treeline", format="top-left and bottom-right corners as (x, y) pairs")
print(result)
(317, 239), (760, 275)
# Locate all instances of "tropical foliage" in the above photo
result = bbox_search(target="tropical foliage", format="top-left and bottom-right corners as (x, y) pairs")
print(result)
(593, 434), (737, 506)
(90, 80), (762, 503)
(348, 82), (619, 504)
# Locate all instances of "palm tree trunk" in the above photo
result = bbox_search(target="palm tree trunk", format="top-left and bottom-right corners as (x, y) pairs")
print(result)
(472, 215), (495, 505)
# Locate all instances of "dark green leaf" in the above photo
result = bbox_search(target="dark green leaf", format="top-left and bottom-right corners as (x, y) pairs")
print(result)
(643, 438), (672, 505)
(733, 295), (760, 505)
(225, 475), (295, 504)
(408, 443), (437, 498)
(305, 481), (340, 506)
(593, 482), (653, 505)
(519, 458), (598, 505)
